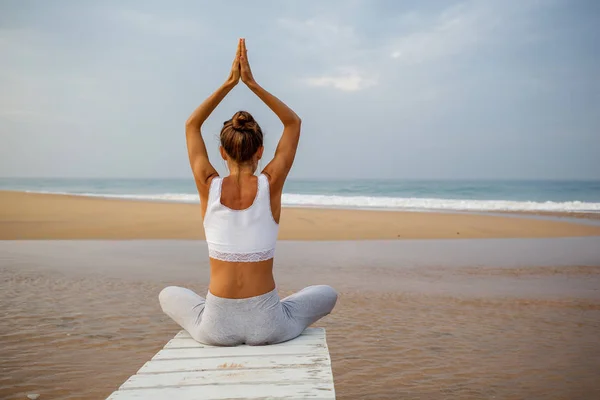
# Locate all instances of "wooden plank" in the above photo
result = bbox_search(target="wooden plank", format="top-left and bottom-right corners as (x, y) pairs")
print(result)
(107, 383), (335, 400)
(152, 344), (328, 360)
(138, 353), (330, 374)
(107, 328), (335, 399)
(120, 367), (333, 389)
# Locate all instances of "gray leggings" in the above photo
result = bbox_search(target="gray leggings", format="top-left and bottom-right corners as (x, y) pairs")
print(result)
(159, 285), (338, 346)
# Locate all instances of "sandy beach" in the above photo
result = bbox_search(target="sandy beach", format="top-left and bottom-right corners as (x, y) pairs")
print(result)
(2, 190), (600, 240)
(1, 191), (600, 399)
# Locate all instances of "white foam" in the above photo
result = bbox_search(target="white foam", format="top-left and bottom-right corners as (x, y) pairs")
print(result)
(282, 194), (600, 212)
(25, 191), (201, 203)
(23, 190), (600, 213)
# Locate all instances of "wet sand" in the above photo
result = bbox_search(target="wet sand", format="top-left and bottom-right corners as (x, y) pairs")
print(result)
(2, 190), (600, 240)
(1, 240), (600, 400)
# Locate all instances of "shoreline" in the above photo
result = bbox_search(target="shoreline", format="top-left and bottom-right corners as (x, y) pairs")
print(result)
(4, 188), (600, 218)
(2, 190), (600, 240)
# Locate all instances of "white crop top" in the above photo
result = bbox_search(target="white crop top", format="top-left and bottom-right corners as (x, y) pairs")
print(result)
(203, 174), (279, 262)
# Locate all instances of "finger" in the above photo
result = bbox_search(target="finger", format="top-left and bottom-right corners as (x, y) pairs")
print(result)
(241, 43), (249, 67)
(242, 38), (247, 58)
(236, 38), (241, 56)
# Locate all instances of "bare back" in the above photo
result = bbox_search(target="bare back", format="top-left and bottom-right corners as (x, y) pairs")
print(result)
(203, 173), (283, 299)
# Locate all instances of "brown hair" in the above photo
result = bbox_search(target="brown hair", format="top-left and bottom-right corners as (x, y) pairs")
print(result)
(220, 111), (263, 164)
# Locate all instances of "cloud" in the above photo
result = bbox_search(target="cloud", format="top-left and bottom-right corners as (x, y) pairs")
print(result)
(112, 10), (202, 37)
(2, 0), (598, 179)
(279, 3), (503, 91)
(293, 1), (547, 95)
(276, 17), (356, 49)
(305, 68), (377, 92)
(386, 1), (539, 66)
(277, 17), (377, 91)
(387, 4), (484, 65)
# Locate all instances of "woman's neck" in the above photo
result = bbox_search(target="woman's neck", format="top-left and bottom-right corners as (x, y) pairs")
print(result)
(227, 164), (256, 178)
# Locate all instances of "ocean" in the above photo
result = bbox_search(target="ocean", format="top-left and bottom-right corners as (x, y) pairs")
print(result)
(1, 178), (600, 213)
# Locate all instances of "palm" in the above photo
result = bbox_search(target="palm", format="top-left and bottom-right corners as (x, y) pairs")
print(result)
(227, 40), (241, 85)
(240, 38), (254, 84)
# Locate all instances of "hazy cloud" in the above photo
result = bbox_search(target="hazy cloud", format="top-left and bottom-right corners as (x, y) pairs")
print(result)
(1, 0), (598, 179)
(305, 68), (377, 92)
(112, 9), (204, 37)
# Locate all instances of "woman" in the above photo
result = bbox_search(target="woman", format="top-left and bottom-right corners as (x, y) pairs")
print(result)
(159, 39), (338, 346)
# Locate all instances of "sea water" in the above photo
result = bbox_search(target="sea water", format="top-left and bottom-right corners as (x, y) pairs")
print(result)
(1, 178), (599, 213)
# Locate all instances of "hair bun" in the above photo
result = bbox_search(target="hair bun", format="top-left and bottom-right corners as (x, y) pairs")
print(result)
(232, 111), (255, 131)
(220, 110), (264, 163)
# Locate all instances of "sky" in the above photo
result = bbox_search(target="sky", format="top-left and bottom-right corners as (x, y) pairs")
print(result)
(1, 0), (599, 180)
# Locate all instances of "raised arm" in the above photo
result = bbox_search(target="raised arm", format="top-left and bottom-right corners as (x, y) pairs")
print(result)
(239, 39), (301, 193)
(185, 40), (241, 194)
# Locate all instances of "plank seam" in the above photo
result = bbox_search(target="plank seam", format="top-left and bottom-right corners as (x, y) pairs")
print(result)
(151, 352), (330, 361)
(136, 364), (332, 375)
(119, 380), (335, 391)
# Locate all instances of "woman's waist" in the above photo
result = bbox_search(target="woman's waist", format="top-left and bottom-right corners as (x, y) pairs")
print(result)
(208, 259), (275, 299)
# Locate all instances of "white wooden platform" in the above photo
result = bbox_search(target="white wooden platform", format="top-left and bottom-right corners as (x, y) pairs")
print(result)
(106, 327), (335, 399)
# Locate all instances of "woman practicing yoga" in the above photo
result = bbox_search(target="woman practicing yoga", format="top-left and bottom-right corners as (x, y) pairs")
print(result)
(159, 39), (338, 346)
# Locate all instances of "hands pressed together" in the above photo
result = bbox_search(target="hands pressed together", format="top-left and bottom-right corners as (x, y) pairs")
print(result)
(227, 38), (255, 87)
(186, 36), (301, 189)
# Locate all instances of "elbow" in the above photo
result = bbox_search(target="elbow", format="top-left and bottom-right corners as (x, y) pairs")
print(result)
(185, 119), (199, 132)
(284, 115), (301, 127)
